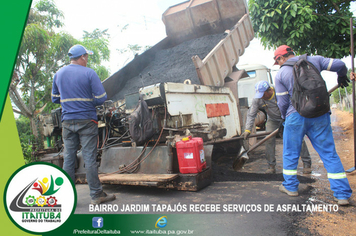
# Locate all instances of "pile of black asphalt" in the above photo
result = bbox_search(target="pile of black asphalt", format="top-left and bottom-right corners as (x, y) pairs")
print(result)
(211, 138), (315, 184)
(211, 152), (315, 184)
(111, 33), (226, 101)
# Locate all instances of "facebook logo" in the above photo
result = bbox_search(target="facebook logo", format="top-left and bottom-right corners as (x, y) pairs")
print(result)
(92, 217), (104, 228)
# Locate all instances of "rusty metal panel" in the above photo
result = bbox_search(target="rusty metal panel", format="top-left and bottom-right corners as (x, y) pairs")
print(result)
(162, 0), (248, 43)
(163, 4), (193, 40)
(175, 168), (212, 191)
(203, 145), (213, 169)
(97, 146), (213, 191)
(223, 36), (239, 67)
(192, 14), (254, 86)
(99, 146), (173, 174)
(164, 83), (241, 138)
(40, 153), (64, 168)
(99, 173), (179, 187)
(190, 0), (220, 28)
(206, 103), (230, 117)
(230, 27), (245, 56)
(216, 0), (247, 21)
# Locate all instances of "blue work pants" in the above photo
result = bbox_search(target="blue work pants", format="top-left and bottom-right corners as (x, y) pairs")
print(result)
(283, 112), (352, 199)
(266, 119), (311, 166)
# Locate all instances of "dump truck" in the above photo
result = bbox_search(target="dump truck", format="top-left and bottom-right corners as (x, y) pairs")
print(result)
(40, 0), (272, 191)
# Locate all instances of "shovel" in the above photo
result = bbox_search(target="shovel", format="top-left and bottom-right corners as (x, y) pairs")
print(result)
(232, 84), (340, 171)
(233, 128), (280, 171)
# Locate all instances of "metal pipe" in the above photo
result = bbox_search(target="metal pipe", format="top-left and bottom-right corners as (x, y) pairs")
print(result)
(205, 131), (272, 144)
(232, 128), (279, 170)
(328, 84), (339, 94)
(347, 18), (356, 172)
(246, 128), (279, 154)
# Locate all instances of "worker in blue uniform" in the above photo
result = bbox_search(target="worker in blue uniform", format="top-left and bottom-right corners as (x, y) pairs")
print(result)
(274, 45), (352, 205)
(52, 44), (115, 205)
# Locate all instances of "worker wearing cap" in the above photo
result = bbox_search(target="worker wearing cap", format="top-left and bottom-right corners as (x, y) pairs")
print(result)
(242, 80), (311, 174)
(52, 44), (115, 205)
(274, 45), (352, 205)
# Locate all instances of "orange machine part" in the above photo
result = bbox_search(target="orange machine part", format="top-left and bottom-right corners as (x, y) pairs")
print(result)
(205, 103), (230, 118)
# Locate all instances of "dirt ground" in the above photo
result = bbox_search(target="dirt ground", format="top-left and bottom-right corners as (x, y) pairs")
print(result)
(303, 109), (356, 236)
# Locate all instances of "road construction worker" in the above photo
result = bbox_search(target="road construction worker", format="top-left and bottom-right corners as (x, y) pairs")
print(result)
(274, 45), (352, 205)
(241, 80), (312, 174)
(51, 44), (116, 205)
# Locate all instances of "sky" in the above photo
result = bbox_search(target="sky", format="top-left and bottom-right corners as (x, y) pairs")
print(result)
(53, 0), (187, 71)
(50, 0), (277, 71)
(44, 0), (356, 89)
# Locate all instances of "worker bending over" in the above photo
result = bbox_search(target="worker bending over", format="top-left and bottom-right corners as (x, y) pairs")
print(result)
(242, 80), (312, 174)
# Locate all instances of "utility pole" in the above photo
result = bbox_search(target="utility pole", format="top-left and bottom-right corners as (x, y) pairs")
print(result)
(346, 17), (355, 172)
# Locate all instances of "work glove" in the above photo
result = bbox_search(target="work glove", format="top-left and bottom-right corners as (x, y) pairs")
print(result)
(241, 131), (250, 140)
(337, 75), (350, 88)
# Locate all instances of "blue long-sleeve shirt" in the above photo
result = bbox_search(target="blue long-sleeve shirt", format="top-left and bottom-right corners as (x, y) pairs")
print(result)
(51, 64), (107, 121)
(275, 55), (347, 119)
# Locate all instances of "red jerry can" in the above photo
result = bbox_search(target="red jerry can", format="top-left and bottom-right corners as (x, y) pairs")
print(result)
(176, 136), (206, 174)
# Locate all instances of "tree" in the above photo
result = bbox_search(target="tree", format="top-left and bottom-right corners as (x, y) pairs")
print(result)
(332, 69), (353, 104)
(117, 44), (152, 66)
(16, 115), (34, 163)
(10, 0), (110, 145)
(248, 0), (355, 58)
(82, 28), (111, 81)
(10, 0), (74, 143)
(115, 24), (151, 67)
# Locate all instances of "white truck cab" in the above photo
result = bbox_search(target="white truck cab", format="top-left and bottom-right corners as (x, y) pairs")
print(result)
(236, 64), (273, 107)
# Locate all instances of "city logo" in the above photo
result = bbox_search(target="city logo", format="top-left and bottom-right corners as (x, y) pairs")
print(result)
(92, 217), (104, 228)
(155, 216), (167, 228)
(4, 163), (76, 234)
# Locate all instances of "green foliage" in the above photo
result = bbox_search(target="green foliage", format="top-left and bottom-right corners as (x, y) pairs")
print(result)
(34, 0), (64, 28)
(332, 69), (353, 103)
(10, 0), (111, 132)
(117, 43), (152, 67)
(118, 44), (151, 56)
(248, 0), (355, 58)
(94, 65), (110, 81)
(16, 116), (35, 163)
(115, 24), (151, 66)
(14, 22), (75, 115)
(332, 85), (353, 103)
(11, 1), (77, 121)
(27, 0), (64, 29)
(83, 28), (110, 40)
(82, 28), (111, 80)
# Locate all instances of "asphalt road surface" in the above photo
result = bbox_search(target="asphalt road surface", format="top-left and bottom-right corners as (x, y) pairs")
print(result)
(74, 137), (323, 235)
